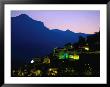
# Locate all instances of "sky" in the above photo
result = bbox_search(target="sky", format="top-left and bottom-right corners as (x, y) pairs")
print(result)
(11, 10), (100, 34)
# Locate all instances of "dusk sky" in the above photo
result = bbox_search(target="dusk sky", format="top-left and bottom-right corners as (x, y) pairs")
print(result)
(11, 10), (100, 34)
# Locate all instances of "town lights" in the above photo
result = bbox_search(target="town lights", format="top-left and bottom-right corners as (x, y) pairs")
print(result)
(43, 57), (50, 64)
(69, 54), (79, 60)
(34, 70), (42, 76)
(31, 60), (34, 63)
(59, 51), (69, 59)
(73, 54), (79, 60)
(85, 47), (89, 51)
(48, 68), (58, 76)
(69, 55), (74, 58)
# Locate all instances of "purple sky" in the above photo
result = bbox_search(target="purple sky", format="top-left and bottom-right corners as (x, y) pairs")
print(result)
(11, 10), (100, 34)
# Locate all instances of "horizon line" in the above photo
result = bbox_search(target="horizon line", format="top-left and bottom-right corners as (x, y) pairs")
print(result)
(11, 13), (99, 34)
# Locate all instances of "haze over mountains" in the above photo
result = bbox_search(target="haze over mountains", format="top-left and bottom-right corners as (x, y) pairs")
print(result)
(11, 14), (90, 66)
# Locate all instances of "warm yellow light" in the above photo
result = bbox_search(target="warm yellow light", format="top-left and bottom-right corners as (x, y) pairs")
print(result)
(49, 68), (52, 71)
(34, 70), (42, 76)
(43, 57), (50, 64)
(69, 55), (74, 58)
(69, 54), (79, 60)
(85, 47), (89, 51)
(73, 54), (79, 60)
(48, 68), (58, 76)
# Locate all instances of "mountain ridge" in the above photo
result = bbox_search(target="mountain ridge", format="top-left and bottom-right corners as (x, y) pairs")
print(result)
(11, 14), (91, 66)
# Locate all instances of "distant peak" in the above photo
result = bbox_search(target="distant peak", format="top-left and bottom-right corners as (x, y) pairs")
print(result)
(65, 29), (73, 32)
(19, 14), (29, 17)
(15, 14), (42, 23)
(66, 29), (71, 31)
(16, 14), (33, 20)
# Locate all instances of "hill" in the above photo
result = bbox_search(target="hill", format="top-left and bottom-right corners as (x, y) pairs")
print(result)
(11, 14), (90, 66)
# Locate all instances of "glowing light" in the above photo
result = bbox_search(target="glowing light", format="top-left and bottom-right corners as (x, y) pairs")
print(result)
(69, 54), (79, 60)
(48, 68), (58, 76)
(69, 55), (74, 58)
(85, 47), (89, 51)
(31, 60), (34, 63)
(34, 70), (42, 76)
(59, 51), (65, 59)
(73, 54), (79, 60)
(71, 45), (73, 48)
(64, 53), (69, 59)
(43, 57), (50, 64)
(49, 68), (52, 71)
(59, 51), (69, 59)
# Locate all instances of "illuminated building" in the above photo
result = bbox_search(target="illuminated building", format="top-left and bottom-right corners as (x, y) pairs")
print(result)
(69, 55), (74, 58)
(43, 57), (50, 64)
(33, 70), (42, 76)
(69, 54), (79, 60)
(73, 54), (79, 60)
(58, 50), (79, 60)
(58, 51), (69, 59)
(48, 68), (58, 76)
(79, 44), (89, 52)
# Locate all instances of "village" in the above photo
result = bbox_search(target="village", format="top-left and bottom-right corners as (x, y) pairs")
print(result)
(12, 32), (100, 77)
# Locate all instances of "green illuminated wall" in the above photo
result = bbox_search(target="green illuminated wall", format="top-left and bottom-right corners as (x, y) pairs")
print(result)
(59, 51), (69, 59)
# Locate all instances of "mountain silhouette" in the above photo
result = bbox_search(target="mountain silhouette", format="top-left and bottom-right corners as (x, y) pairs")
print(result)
(11, 14), (90, 67)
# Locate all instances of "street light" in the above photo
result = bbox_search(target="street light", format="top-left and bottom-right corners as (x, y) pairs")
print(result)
(31, 60), (34, 63)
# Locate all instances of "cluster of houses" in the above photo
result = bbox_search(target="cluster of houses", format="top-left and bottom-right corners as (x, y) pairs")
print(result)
(52, 43), (89, 61)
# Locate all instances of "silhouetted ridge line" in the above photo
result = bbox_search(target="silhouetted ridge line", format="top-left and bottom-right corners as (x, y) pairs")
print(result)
(11, 14), (91, 66)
